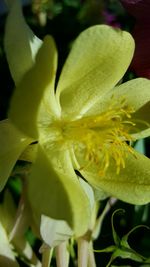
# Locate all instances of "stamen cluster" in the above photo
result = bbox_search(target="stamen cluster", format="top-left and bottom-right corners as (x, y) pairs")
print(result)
(61, 98), (136, 175)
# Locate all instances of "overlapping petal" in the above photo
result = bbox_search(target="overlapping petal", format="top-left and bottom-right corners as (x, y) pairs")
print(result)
(0, 119), (31, 191)
(4, 0), (42, 85)
(131, 101), (150, 139)
(84, 78), (150, 138)
(85, 78), (150, 115)
(27, 144), (90, 237)
(56, 25), (134, 119)
(40, 215), (73, 248)
(9, 36), (60, 139)
(74, 149), (150, 205)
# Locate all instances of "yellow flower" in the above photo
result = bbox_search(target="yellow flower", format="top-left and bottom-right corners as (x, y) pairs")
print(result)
(1, 0), (150, 237)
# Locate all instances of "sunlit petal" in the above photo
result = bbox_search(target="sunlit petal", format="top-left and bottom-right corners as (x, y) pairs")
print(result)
(9, 36), (60, 139)
(56, 25), (134, 119)
(85, 78), (150, 115)
(4, 0), (42, 85)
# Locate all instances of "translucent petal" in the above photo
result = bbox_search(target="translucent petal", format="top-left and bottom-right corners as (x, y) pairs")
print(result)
(9, 36), (60, 139)
(4, 0), (42, 85)
(79, 178), (95, 210)
(131, 101), (150, 139)
(0, 119), (31, 191)
(74, 149), (150, 205)
(27, 144), (90, 237)
(40, 215), (73, 248)
(134, 139), (145, 154)
(56, 25), (134, 119)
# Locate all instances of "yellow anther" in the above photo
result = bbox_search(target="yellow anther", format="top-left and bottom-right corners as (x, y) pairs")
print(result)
(51, 98), (137, 176)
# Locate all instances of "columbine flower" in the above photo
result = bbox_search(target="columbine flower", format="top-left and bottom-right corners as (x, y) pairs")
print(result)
(120, 0), (150, 78)
(1, 0), (150, 238)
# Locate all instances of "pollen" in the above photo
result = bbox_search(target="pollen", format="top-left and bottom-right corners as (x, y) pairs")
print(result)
(53, 98), (136, 176)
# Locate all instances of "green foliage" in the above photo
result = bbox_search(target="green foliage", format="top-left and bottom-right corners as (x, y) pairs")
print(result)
(95, 209), (150, 267)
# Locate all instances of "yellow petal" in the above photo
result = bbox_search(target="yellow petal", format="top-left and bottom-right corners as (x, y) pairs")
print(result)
(56, 25), (134, 119)
(131, 101), (150, 139)
(27, 144), (90, 237)
(9, 36), (60, 139)
(75, 149), (150, 205)
(0, 120), (31, 191)
(85, 78), (150, 139)
(19, 143), (38, 162)
(85, 78), (150, 115)
(4, 0), (42, 85)
(112, 79), (150, 138)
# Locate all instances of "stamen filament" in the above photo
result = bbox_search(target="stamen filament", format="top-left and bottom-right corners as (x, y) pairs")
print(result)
(51, 99), (138, 175)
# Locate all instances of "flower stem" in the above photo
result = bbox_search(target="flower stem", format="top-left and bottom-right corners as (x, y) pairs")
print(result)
(77, 237), (89, 267)
(55, 241), (69, 267)
(88, 242), (96, 267)
(42, 246), (53, 267)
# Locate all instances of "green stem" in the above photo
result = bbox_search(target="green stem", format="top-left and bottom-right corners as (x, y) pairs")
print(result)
(55, 241), (69, 267)
(77, 237), (89, 267)
(42, 246), (53, 267)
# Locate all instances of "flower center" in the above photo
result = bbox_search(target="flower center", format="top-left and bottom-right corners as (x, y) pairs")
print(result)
(58, 99), (136, 175)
